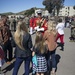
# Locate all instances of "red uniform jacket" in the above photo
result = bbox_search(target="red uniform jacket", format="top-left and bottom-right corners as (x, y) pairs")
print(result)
(33, 17), (48, 34)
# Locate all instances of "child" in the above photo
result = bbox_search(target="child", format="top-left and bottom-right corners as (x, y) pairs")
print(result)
(32, 32), (47, 75)
(56, 18), (65, 51)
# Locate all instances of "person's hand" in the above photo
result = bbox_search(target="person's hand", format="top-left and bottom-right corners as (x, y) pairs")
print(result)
(32, 51), (35, 56)
(34, 26), (39, 31)
(30, 48), (33, 51)
(37, 28), (44, 31)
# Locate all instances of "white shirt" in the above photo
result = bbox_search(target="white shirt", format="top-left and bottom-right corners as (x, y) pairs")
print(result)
(56, 23), (65, 35)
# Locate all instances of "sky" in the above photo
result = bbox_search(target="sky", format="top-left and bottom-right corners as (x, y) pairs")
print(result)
(0, 0), (75, 13)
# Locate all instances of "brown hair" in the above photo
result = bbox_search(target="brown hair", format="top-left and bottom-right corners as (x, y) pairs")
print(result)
(35, 32), (46, 54)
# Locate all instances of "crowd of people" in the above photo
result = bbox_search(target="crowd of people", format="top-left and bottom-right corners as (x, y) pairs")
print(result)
(0, 9), (75, 75)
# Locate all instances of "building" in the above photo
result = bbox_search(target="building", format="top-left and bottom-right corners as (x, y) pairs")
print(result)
(8, 15), (24, 19)
(35, 6), (75, 17)
(57, 6), (75, 16)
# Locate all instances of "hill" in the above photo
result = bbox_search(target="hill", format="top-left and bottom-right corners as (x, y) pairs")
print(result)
(0, 12), (15, 15)
(0, 7), (45, 15)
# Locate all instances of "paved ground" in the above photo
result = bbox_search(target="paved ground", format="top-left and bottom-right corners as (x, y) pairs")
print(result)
(1, 28), (75, 75)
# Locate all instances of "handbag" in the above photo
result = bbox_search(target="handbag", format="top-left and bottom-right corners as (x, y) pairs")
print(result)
(32, 55), (37, 66)
(32, 54), (37, 74)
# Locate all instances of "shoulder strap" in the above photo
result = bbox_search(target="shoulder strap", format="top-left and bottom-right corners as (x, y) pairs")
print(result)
(40, 18), (45, 27)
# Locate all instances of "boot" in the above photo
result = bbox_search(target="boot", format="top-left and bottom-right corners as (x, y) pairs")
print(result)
(60, 43), (64, 51)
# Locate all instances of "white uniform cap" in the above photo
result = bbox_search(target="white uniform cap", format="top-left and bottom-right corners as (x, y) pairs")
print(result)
(37, 9), (42, 14)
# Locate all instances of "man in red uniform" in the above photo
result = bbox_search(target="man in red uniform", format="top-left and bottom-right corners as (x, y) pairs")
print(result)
(33, 9), (48, 34)
(29, 9), (48, 35)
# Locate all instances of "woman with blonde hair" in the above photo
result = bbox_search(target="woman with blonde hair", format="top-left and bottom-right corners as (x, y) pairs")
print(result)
(32, 32), (47, 75)
(13, 21), (33, 75)
(43, 20), (57, 75)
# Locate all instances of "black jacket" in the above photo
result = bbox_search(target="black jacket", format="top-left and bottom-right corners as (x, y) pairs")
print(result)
(15, 33), (33, 57)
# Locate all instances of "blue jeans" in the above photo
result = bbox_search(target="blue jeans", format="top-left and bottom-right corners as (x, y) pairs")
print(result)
(13, 56), (31, 75)
(47, 50), (56, 70)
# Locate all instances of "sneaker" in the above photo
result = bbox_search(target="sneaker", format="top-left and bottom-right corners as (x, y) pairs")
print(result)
(60, 48), (64, 51)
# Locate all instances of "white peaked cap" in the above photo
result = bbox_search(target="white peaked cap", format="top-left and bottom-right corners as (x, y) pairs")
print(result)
(37, 9), (42, 14)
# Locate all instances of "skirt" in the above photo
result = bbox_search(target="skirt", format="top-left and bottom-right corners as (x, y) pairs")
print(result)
(35, 56), (47, 73)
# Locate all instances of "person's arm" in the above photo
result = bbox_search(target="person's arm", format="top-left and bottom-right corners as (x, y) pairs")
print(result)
(56, 25), (58, 30)
(32, 51), (35, 57)
(28, 34), (33, 50)
(32, 45), (37, 57)
(29, 18), (33, 27)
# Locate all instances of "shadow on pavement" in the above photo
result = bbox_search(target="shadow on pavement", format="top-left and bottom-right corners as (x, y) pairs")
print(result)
(56, 54), (61, 72)
(2, 61), (15, 73)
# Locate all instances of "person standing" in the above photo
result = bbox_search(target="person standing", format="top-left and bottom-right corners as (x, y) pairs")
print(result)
(13, 16), (17, 32)
(33, 9), (48, 35)
(1, 15), (13, 63)
(23, 15), (29, 28)
(69, 18), (75, 42)
(56, 18), (65, 51)
(13, 21), (33, 75)
(32, 32), (47, 75)
(44, 20), (57, 75)
(29, 15), (36, 35)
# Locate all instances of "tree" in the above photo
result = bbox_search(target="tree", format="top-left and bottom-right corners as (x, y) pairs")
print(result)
(55, 0), (65, 16)
(43, 0), (55, 14)
(24, 8), (35, 16)
(42, 0), (65, 16)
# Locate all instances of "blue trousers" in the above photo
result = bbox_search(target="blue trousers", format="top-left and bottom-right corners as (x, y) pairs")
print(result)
(47, 50), (56, 70)
(13, 56), (31, 75)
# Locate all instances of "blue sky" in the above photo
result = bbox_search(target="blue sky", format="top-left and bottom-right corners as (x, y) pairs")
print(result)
(0, 0), (75, 13)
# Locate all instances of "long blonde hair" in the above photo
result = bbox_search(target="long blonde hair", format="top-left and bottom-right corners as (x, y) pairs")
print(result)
(14, 21), (28, 50)
(48, 20), (57, 36)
